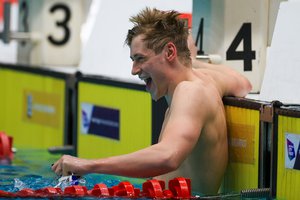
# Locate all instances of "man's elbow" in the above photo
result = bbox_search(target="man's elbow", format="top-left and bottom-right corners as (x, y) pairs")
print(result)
(160, 153), (181, 172)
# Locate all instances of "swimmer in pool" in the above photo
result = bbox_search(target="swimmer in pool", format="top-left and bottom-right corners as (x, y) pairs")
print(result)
(52, 7), (252, 195)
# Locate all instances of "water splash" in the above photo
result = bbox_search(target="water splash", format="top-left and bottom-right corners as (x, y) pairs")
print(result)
(54, 175), (87, 190)
(14, 178), (26, 191)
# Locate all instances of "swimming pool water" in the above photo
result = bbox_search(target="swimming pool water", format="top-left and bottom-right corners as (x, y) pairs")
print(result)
(0, 149), (146, 199)
(0, 149), (272, 200)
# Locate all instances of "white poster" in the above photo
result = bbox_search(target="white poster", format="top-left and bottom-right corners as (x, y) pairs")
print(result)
(285, 132), (300, 170)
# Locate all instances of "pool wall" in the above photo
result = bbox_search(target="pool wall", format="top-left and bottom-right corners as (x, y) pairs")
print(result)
(272, 106), (300, 199)
(221, 97), (263, 193)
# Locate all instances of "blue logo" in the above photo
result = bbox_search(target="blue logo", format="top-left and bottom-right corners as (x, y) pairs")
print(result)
(82, 110), (90, 129)
(287, 139), (295, 160)
(88, 106), (120, 140)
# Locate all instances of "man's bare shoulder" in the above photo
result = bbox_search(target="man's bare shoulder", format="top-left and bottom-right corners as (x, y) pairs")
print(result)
(171, 80), (221, 118)
(175, 80), (206, 97)
(175, 78), (220, 99)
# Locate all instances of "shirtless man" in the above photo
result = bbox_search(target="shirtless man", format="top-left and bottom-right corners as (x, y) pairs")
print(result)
(52, 7), (252, 195)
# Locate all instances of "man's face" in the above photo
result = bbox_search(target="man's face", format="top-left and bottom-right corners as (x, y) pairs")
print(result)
(130, 35), (168, 101)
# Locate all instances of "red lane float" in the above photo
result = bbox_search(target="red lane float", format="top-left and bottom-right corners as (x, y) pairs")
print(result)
(169, 176), (191, 198)
(142, 179), (165, 198)
(0, 131), (14, 161)
(35, 187), (63, 197)
(89, 183), (110, 197)
(64, 185), (88, 196)
(110, 181), (139, 197)
(0, 177), (193, 199)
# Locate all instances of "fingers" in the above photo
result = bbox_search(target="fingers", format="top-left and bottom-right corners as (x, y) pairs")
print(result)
(51, 161), (62, 176)
(51, 155), (86, 177)
(51, 155), (69, 176)
(62, 165), (72, 176)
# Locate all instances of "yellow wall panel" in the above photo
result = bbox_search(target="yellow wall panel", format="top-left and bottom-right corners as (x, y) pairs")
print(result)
(276, 115), (300, 199)
(222, 105), (260, 193)
(0, 67), (66, 149)
(78, 82), (152, 158)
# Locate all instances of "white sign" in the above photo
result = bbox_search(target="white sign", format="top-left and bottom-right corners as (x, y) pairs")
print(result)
(0, 0), (18, 63)
(192, 0), (269, 93)
(285, 133), (300, 170)
(17, 0), (83, 66)
(260, 1), (300, 104)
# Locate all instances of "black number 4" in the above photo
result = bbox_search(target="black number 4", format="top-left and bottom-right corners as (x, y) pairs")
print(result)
(226, 23), (255, 71)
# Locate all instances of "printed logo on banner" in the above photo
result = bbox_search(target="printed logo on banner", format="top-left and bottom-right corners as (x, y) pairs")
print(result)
(227, 123), (255, 164)
(81, 103), (93, 134)
(23, 90), (61, 128)
(285, 133), (300, 170)
(81, 103), (120, 140)
(287, 139), (295, 160)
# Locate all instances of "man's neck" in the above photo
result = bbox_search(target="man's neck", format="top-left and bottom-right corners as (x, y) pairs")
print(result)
(165, 65), (195, 105)
(164, 95), (171, 106)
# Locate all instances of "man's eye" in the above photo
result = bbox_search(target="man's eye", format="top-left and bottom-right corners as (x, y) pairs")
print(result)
(135, 56), (145, 62)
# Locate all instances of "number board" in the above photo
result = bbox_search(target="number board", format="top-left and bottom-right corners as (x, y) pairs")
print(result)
(17, 0), (83, 66)
(192, 0), (269, 93)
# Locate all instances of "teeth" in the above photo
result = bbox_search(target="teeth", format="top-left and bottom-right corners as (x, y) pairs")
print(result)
(142, 79), (148, 84)
(139, 76), (149, 81)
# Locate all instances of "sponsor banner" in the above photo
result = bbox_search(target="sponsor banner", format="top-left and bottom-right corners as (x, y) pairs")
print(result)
(23, 90), (61, 128)
(81, 103), (120, 140)
(285, 132), (300, 170)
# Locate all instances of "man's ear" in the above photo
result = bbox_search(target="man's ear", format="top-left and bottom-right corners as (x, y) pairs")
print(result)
(165, 42), (177, 61)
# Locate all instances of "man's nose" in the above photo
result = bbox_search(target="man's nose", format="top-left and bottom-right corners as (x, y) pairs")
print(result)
(131, 64), (141, 75)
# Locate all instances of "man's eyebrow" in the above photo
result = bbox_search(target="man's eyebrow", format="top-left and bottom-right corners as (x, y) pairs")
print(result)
(130, 54), (142, 61)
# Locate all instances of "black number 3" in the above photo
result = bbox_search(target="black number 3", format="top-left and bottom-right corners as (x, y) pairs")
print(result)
(48, 3), (71, 46)
(226, 23), (256, 71)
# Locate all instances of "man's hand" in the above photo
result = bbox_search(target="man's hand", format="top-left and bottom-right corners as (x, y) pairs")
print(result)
(51, 155), (91, 176)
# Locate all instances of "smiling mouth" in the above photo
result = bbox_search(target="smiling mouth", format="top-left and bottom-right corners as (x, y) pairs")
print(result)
(145, 77), (152, 85)
(139, 75), (150, 83)
(140, 76), (152, 89)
